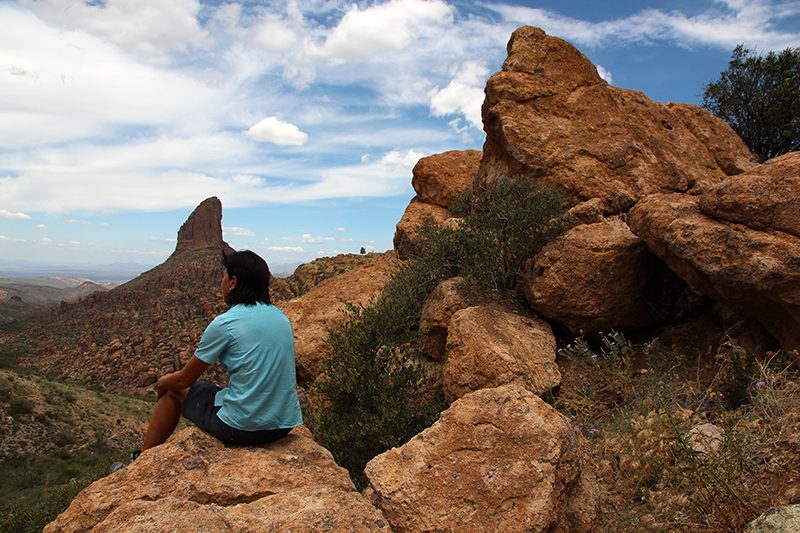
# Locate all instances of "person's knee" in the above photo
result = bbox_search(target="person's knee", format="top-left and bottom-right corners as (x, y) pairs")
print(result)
(162, 388), (189, 404)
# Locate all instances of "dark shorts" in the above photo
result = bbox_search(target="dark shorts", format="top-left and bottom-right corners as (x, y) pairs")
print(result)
(181, 380), (291, 445)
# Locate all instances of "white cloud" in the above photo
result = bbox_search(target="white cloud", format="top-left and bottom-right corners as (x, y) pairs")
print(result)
(429, 61), (489, 129)
(244, 117), (309, 146)
(224, 226), (257, 237)
(490, 1), (800, 51)
(596, 65), (613, 83)
(0, 5), (220, 147)
(150, 236), (176, 244)
(253, 16), (297, 53)
(0, 209), (31, 219)
(379, 149), (424, 168)
(317, 0), (454, 63)
(19, 0), (208, 64)
(63, 219), (90, 225)
(331, 227), (346, 232)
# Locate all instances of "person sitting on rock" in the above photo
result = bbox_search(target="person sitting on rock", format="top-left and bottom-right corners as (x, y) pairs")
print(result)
(112, 250), (303, 472)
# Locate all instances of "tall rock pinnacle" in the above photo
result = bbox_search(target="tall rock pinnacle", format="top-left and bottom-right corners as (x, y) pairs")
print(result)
(173, 197), (229, 255)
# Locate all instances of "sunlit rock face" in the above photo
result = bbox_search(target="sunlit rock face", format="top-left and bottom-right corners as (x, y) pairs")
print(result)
(479, 26), (752, 213)
(365, 385), (599, 533)
(44, 427), (392, 533)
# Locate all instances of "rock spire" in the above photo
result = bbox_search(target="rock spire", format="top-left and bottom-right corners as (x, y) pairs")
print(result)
(173, 197), (227, 255)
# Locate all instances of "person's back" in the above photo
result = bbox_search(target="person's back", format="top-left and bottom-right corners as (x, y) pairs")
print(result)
(195, 302), (303, 432)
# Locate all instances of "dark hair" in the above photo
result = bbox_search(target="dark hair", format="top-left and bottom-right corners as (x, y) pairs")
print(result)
(221, 250), (271, 306)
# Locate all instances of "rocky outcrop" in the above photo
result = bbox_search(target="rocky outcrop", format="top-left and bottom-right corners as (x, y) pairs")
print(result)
(277, 253), (398, 382)
(744, 504), (800, 533)
(271, 253), (388, 301)
(627, 191), (800, 352)
(442, 304), (560, 403)
(666, 102), (760, 175)
(521, 219), (675, 335)
(698, 152), (800, 238)
(411, 150), (481, 208)
(393, 198), (453, 260)
(173, 196), (231, 255)
(364, 385), (598, 533)
(479, 26), (747, 213)
(45, 426), (391, 533)
(394, 150), (480, 259)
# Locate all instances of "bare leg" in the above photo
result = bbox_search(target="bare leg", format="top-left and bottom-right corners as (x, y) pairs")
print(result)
(142, 388), (189, 451)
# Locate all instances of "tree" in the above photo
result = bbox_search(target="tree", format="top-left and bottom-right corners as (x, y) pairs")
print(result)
(702, 45), (800, 161)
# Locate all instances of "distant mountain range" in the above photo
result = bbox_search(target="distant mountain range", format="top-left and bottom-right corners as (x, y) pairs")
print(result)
(0, 260), (155, 283)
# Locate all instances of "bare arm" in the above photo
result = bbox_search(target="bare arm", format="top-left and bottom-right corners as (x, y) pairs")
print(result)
(156, 355), (211, 399)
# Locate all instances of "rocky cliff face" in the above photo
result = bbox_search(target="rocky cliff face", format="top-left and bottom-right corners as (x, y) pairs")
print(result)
(399, 25), (796, 353)
(172, 196), (230, 255)
(480, 26), (757, 214)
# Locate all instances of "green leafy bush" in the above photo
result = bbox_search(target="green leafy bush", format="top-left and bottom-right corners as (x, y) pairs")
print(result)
(309, 175), (566, 489)
(421, 175), (565, 290)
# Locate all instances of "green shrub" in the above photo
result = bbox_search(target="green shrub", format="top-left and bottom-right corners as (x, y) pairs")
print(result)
(310, 175), (566, 489)
(419, 174), (565, 290)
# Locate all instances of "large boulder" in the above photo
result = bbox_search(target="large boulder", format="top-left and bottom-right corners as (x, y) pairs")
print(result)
(393, 197), (453, 260)
(277, 254), (397, 382)
(442, 304), (560, 403)
(627, 191), (800, 352)
(666, 102), (760, 175)
(364, 385), (598, 533)
(411, 149), (482, 208)
(394, 150), (480, 258)
(521, 219), (674, 335)
(44, 427), (391, 533)
(480, 26), (738, 213)
(698, 152), (800, 238)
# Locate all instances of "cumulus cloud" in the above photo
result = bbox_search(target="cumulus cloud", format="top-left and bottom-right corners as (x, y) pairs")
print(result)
(0, 6), (219, 147)
(379, 149), (424, 168)
(244, 117), (309, 146)
(429, 61), (489, 129)
(317, 0), (453, 62)
(253, 16), (297, 52)
(0, 209), (31, 219)
(267, 245), (304, 252)
(596, 65), (613, 83)
(331, 227), (346, 232)
(224, 226), (257, 236)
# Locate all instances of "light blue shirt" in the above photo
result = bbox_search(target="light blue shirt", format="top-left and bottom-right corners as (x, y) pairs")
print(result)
(194, 303), (303, 431)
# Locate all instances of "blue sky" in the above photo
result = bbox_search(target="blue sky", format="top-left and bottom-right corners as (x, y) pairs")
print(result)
(1, 0), (799, 272)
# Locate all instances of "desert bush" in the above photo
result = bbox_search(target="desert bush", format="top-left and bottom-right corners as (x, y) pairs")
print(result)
(422, 174), (565, 290)
(557, 331), (798, 532)
(310, 175), (566, 489)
